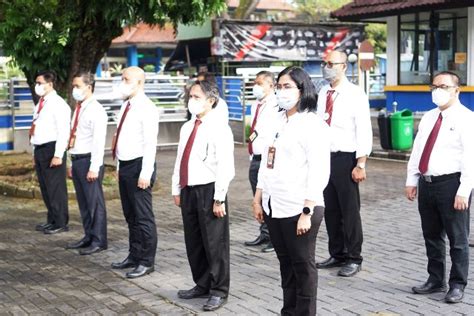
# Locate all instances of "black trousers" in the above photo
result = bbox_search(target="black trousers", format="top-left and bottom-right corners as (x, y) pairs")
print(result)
(264, 203), (324, 316)
(34, 141), (68, 228)
(180, 182), (230, 297)
(118, 157), (157, 266)
(323, 152), (363, 264)
(418, 174), (470, 289)
(249, 155), (269, 238)
(71, 156), (107, 248)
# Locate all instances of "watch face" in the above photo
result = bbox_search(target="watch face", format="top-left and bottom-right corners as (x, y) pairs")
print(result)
(303, 207), (311, 214)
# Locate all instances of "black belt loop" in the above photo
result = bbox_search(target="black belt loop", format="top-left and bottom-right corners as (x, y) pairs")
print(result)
(70, 153), (91, 161)
(252, 154), (262, 161)
(421, 172), (461, 184)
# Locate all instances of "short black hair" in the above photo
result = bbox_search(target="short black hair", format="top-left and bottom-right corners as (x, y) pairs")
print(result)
(190, 80), (219, 108)
(73, 71), (96, 92)
(36, 70), (57, 87)
(197, 72), (217, 84)
(433, 71), (460, 87)
(277, 66), (318, 112)
(256, 71), (274, 84)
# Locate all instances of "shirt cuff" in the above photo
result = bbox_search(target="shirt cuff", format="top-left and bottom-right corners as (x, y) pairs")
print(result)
(172, 186), (181, 196)
(213, 189), (227, 201)
(456, 184), (472, 198)
(139, 169), (153, 181)
(89, 162), (101, 173)
(406, 174), (419, 187)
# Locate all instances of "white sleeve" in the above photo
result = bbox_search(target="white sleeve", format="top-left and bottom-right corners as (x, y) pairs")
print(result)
(355, 92), (373, 158)
(89, 104), (108, 173)
(54, 100), (71, 158)
(139, 104), (159, 180)
(457, 111), (474, 197)
(406, 116), (427, 187)
(171, 126), (186, 196)
(213, 125), (235, 201)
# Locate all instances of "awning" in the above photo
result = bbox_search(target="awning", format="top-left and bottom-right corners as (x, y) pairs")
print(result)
(164, 38), (211, 71)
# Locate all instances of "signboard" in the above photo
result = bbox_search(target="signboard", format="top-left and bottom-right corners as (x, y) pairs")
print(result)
(359, 40), (375, 71)
(211, 21), (364, 62)
(455, 52), (467, 64)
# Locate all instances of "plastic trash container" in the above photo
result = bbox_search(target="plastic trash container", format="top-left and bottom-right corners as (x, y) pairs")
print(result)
(390, 109), (414, 150)
(377, 110), (392, 150)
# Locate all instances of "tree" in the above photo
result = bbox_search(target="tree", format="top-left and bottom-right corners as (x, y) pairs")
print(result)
(0, 0), (226, 105)
(294, 0), (351, 23)
(234, 0), (260, 20)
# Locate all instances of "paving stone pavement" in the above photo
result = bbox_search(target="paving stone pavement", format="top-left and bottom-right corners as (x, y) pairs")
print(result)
(0, 145), (473, 315)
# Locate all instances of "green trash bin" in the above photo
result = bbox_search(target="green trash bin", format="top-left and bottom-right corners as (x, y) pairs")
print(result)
(390, 109), (414, 150)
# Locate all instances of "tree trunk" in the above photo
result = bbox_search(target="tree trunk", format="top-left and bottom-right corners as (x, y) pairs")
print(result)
(234, 0), (260, 20)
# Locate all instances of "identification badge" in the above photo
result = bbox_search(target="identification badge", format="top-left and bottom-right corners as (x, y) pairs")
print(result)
(249, 130), (258, 143)
(267, 146), (276, 169)
(29, 123), (36, 138)
(68, 134), (76, 150)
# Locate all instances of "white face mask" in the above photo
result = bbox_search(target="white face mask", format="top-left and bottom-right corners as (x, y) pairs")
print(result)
(432, 88), (452, 107)
(35, 84), (46, 97)
(72, 87), (86, 101)
(322, 67), (339, 82)
(118, 81), (135, 99)
(252, 85), (265, 100)
(276, 89), (300, 110)
(188, 98), (206, 115)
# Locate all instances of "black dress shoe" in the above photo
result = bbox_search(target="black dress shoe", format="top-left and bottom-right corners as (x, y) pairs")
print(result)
(126, 265), (154, 278)
(111, 257), (137, 269)
(412, 281), (447, 294)
(44, 226), (69, 235)
(203, 295), (227, 311)
(35, 223), (52, 231)
(338, 263), (361, 277)
(244, 235), (269, 246)
(79, 245), (107, 255)
(65, 239), (90, 249)
(445, 287), (464, 303)
(177, 285), (210, 299)
(261, 241), (274, 253)
(316, 257), (346, 269)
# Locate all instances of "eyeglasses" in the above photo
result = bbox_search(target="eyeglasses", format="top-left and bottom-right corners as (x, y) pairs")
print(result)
(429, 84), (458, 91)
(321, 61), (346, 69)
(276, 84), (299, 91)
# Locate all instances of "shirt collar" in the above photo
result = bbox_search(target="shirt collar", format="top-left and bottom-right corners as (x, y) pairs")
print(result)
(440, 100), (462, 118)
(128, 91), (146, 105)
(43, 90), (57, 101)
(332, 76), (350, 93)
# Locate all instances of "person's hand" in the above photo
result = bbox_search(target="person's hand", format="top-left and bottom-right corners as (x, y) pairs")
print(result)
(297, 214), (312, 236)
(253, 202), (264, 224)
(173, 195), (181, 207)
(405, 186), (417, 201)
(67, 167), (73, 179)
(454, 195), (469, 211)
(137, 178), (150, 189)
(213, 202), (226, 218)
(352, 167), (366, 183)
(50, 156), (62, 168)
(32, 157), (36, 167)
(86, 171), (98, 182)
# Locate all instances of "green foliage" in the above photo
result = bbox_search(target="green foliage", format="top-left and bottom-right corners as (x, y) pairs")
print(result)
(365, 23), (387, 55)
(0, 0), (226, 104)
(294, 0), (351, 22)
(143, 64), (156, 73)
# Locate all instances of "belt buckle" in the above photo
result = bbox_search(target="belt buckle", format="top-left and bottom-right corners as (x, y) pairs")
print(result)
(423, 175), (432, 183)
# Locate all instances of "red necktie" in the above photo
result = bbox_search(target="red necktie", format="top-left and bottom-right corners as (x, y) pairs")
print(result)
(248, 102), (262, 155)
(29, 97), (45, 138)
(180, 119), (202, 188)
(418, 112), (443, 175)
(68, 102), (82, 149)
(112, 101), (131, 160)
(325, 90), (335, 126)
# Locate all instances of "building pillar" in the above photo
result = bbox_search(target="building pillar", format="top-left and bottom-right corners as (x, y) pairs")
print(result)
(95, 63), (102, 78)
(467, 7), (474, 85)
(127, 46), (138, 67)
(155, 48), (162, 72)
(386, 16), (398, 86)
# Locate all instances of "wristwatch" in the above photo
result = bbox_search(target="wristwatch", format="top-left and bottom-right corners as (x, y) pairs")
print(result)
(302, 206), (313, 216)
(356, 162), (366, 169)
(214, 200), (225, 206)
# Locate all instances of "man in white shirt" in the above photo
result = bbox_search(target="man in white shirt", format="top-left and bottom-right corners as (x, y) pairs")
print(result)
(316, 51), (373, 277)
(110, 67), (159, 279)
(31, 70), (71, 234)
(244, 71), (279, 253)
(172, 80), (234, 312)
(66, 72), (108, 255)
(406, 71), (474, 304)
(197, 72), (229, 123)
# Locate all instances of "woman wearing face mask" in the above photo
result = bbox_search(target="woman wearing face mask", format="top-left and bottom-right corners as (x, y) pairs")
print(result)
(253, 66), (330, 315)
(171, 80), (235, 312)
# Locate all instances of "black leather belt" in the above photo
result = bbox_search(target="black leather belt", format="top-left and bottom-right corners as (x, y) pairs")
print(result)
(330, 151), (355, 157)
(421, 172), (460, 183)
(252, 154), (262, 161)
(34, 141), (55, 150)
(119, 157), (142, 167)
(70, 153), (91, 161)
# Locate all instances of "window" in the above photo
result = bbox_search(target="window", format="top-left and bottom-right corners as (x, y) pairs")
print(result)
(399, 9), (467, 85)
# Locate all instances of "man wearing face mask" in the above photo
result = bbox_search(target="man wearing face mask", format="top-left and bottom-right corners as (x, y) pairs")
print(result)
(31, 70), (71, 234)
(244, 71), (279, 253)
(316, 51), (372, 277)
(110, 67), (159, 279)
(406, 71), (474, 304)
(196, 72), (229, 123)
(172, 80), (234, 311)
(65, 72), (108, 255)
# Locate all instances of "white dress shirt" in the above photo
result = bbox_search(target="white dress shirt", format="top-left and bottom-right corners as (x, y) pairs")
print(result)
(214, 97), (229, 123)
(249, 93), (280, 156)
(406, 101), (474, 197)
(30, 90), (71, 158)
(68, 97), (108, 173)
(172, 110), (235, 201)
(317, 77), (372, 158)
(257, 111), (330, 218)
(116, 92), (159, 181)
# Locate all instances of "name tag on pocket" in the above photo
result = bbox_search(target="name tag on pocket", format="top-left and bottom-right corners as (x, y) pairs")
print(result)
(249, 130), (258, 143)
(267, 146), (276, 169)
